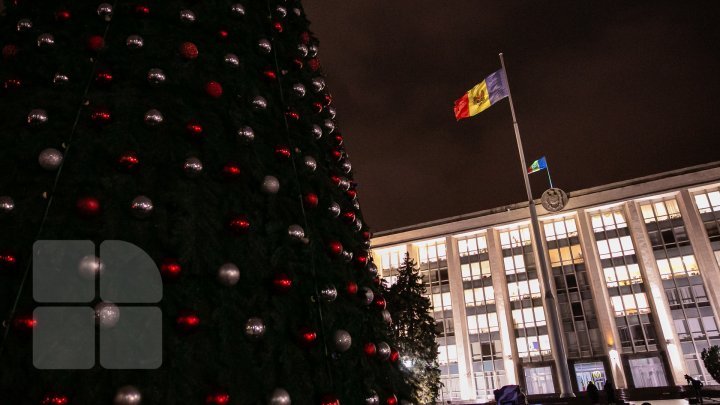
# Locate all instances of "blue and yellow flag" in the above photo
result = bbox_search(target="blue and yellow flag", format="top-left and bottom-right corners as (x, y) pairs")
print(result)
(453, 70), (509, 120)
(527, 157), (547, 174)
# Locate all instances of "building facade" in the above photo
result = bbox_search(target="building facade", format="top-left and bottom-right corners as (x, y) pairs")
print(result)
(371, 163), (720, 403)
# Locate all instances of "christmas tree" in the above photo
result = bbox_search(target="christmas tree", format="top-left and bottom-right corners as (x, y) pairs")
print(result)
(0, 1), (409, 403)
(386, 254), (440, 404)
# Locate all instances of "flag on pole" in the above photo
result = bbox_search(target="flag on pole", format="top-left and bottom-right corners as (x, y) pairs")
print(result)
(453, 69), (509, 121)
(527, 157), (548, 174)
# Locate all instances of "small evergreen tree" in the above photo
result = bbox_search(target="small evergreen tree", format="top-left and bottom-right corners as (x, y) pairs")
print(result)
(702, 346), (720, 382)
(386, 253), (441, 404)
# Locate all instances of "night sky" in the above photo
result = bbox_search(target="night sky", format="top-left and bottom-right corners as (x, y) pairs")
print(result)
(304, 1), (720, 232)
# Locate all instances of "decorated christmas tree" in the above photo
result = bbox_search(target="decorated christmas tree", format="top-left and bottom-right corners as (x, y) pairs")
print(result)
(0, 1), (409, 403)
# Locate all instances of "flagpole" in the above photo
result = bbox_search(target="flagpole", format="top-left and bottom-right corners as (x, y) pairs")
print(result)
(546, 161), (554, 189)
(498, 53), (575, 398)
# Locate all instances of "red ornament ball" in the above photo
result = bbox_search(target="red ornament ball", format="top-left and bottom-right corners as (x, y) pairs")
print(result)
(373, 296), (387, 310)
(262, 68), (277, 81)
(330, 176), (341, 186)
(292, 58), (304, 70)
(94, 70), (113, 86)
(205, 81), (223, 98)
(312, 102), (323, 113)
(390, 349), (400, 363)
(217, 30), (229, 40)
(91, 107), (112, 124)
(308, 58), (321, 72)
(285, 110), (300, 120)
(363, 342), (376, 357)
(346, 281), (358, 295)
(185, 120), (204, 140)
(134, 5), (150, 15)
(273, 22), (283, 33)
(385, 395), (398, 405)
(272, 273), (293, 294)
(320, 394), (340, 405)
(160, 258), (182, 279)
(117, 151), (140, 172)
(334, 135), (344, 146)
(300, 32), (311, 45)
(229, 215), (250, 234)
(362, 231), (372, 241)
(331, 150), (343, 161)
(222, 162), (242, 179)
(2, 44), (18, 60)
(298, 326), (318, 348)
(342, 211), (356, 224)
(206, 392), (230, 405)
(355, 253), (368, 269)
(180, 42), (199, 59)
(328, 241), (343, 257)
(346, 190), (357, 200)
(303, 192), (319, 209)
(12, 314), (36, 331)
(275, 145), (292, 160)
(41, 393), (69, 405)
(55, 9), (72, 22)
(0, 252), (17, 270)
(87, 35), (105, 52)
(324, 94), (333, 106)
(76, 196), (101, 217)
(176, 310), (200, 331)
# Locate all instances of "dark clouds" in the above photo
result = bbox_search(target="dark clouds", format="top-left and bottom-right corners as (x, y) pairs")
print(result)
(303, 1), (720, 231)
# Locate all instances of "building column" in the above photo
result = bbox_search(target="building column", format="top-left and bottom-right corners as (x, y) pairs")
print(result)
(446, 236), (476, 400)
(677, 190), (720, 317)
(625, 201), (687, 385)
(576, 209), (629, 389)
(487, 228), (520, 385)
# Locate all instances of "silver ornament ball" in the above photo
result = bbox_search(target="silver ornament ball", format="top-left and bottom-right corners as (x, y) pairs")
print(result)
(288, 224), (305, 241)
(26, 108), (47, 127)
(293, 8), (302, 16)
(258, 39), (272, 54)
(97, 3), (113, 20)
(217, 263), (241, 287)
(183, 157), (203, 178)
(360, 287), (374, 305)
(245, 317), (266, 339)
(179, 9), (196, 23)
(333, 329), (352, 352)
(78, 255), (103, 279)
(130, 196), (154, 219)
(114, 385), (142, 405)
(323, 119), (335, 134)
(0, 196), (15, 214)
(310, 125), (323, 140)
(38, 148), (63, 171)
(237, 126), (255, 143)
(304, 156), (317, 172)
(341, 161), (352, 174)
(261, 175), (280, 194)
(268, 388), (291, 405)
(327, 107), (337, 119)
(231, 4), (246, 17)
(365, 391), (380, 405)
(53, 73), (69, 86)
(342, 250), (354, 263)
(37, 33), (55, 48)
(297, 44), (309, 58)
(292, 83), (306, 98)
(16, 18), (32, 32)
(367, 261), (378, 277)
(354, 219), (363, 232)
(95, 302), (120, 328)
(308, 44), (318, 57)
(126, 35), (144, 49)
(320, 284), (338, 303)
(381, 309), (392, 325)
(144, 109), (163, 126)
(311, 77), (326, 93)
(252, 96), (268, 110)
(377, 342), (391, 360)
(275, 6), (288, 18)
(224, 53), (240, 67)
(147, 68), (166, 86)
(328, 202), (341, 218)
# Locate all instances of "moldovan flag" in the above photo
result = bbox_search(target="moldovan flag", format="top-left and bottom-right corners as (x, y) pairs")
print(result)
(527, 157), (548, 174)
(453, 69), (509, 121)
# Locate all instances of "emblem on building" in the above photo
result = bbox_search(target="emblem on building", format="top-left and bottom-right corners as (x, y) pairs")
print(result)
(541, 188), (568, 212)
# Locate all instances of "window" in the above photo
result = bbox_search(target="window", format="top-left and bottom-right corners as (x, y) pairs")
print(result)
(524, 366), (555, 395)
(467, 313), (499, 334)
(438, 344), (458, 365)
(629, 356), (668, 388)
(575, 362), (607, 391)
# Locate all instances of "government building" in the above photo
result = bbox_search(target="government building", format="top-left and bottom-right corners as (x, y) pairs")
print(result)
(370, 162), (720, 403)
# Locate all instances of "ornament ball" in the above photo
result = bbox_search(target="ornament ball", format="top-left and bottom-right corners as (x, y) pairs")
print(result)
(257, 38), (272, 54)
(147, 68), (166, 85)
(87, 35), (105, 51)
(272, 273), (293, 294)
(205, 81), (223, 98)
(38, 148), (63, 171)
(95, 301), (120, 328)
(77, 196), (101, 217)
(252, 96), (268, 110)
(237, 126), (255, 143)
(365, 391), (380, 405)
(333, 330), (352, 352)
(363, 342), (377, 357)
(304, 156), (317, 172)
(78, 255), (103, 279)
(245, 317), (266, 339)
(320, 394), (340, 405)
(130, 196), (154, 218)
(114, 385), (142, 405)
(180, 42), (199, 59)
(37, 33), (55, 48)
(16, 18), (32, 32)
(261, 175), (280, 194)
(288, 224), (305, 241)
(27, 109), (48, 126)
(311, 124), (323, 139)
(269, 388), (291, 405)
(359, 287), (374, 306)
(126, 35), (144, 49)
(224, 53), (240, 67)
(217, 262), (240, 286)
(320, 284), (337, 302)
(303, 193), (319, 209)
(328, 202), (341, 218)
(41, 393), (69, 405)
(377, 342), (391, 360)
(0, 196), (15, 214)
(229, 215), (250, 234)
(144, 109), (164, 126)
(328, 240), (343, 256)
(231, 4), (246, 17)
(183, 157), (203, 177)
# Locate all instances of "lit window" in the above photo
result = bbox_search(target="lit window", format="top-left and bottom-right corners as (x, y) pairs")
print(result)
(695, 194), (712, 213)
